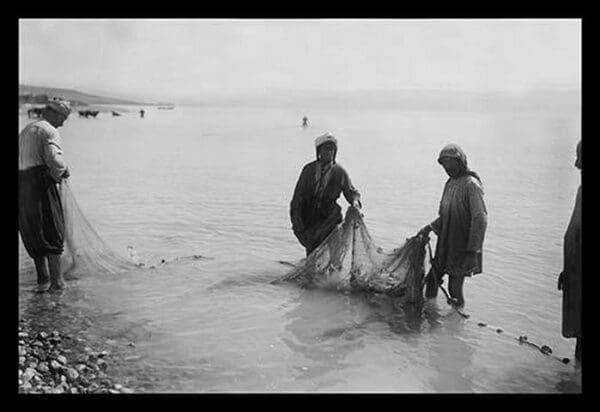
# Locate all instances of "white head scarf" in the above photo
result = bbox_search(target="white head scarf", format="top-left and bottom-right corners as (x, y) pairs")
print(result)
(314, 132), (338, 149)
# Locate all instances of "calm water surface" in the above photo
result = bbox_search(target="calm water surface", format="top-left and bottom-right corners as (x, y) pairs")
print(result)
(18, 104), (582, 392)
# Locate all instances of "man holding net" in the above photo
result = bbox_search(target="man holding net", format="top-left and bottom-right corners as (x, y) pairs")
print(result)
(19, 100), (71, 293)
(290, 132), (361, 256)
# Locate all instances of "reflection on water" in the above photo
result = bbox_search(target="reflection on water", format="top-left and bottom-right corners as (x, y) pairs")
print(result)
(281, 290), (369, 389)
(424, 301), (476, 392)
(18, 106), (581, 393)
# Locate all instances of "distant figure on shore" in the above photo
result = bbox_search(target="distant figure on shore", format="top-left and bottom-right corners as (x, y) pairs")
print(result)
(418, 143), (488, 308)
(558, 140), (582, 362)
(290, 132), (361, 256)
(19, 100), (72, 293)
(302, 116), (309, 128)
(27, 107), (44, 119)
(140, 109), (145, 118)
(112, 111), (121, 117)
(78, 110), (99, 118)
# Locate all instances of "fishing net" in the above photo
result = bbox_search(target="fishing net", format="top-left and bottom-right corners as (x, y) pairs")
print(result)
(18, 180), (213, 280)
(59, 181), (139, 277)
(275, 207), (428, 303)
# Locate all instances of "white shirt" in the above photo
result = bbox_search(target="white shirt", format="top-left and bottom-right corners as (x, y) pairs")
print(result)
(19, 120), (67, 182)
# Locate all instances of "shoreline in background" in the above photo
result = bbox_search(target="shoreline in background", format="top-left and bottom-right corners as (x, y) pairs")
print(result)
(19, 84), (580, 113)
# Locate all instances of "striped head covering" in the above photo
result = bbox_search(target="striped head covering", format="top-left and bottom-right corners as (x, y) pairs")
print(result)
(45, 99), (71, 118)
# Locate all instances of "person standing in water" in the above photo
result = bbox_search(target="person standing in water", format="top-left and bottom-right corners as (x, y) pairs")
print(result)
(290, 132), (361, 256)
(558, 140), (582, 362)
(417, 143), (488, 307)
(302, 116), (309, 127)
(19, 100), (72, 293)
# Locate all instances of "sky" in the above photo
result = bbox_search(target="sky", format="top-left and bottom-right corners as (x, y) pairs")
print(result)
(19, 19), (581, 103)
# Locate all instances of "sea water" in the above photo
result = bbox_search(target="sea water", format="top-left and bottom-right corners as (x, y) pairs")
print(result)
(18, 102), (582, 392)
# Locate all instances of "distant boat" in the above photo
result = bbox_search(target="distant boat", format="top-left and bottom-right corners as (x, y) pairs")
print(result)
(157, 106), (174, 110)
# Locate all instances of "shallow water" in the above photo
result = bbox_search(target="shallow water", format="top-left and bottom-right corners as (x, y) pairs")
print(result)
(18, 103), (582, 392)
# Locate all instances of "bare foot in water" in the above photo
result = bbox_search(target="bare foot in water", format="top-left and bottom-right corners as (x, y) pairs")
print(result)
(33, 282), (50, 293)
(47, 282), (65, 293)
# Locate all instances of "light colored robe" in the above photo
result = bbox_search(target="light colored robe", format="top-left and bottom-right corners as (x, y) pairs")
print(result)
(19, 119), (68, 182)
(430, 175), (488, 276)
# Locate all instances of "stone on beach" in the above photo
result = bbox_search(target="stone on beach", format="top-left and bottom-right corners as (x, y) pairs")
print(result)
(23, 368), (37, 382)
(49, 360), (63, 371)
(19, 320), (133, 394)
(36, 362), (49, 373)
(66, 368), (80, 382)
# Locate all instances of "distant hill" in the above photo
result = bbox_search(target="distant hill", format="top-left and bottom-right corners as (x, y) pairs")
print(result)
(19, 84), (150, 107)
(188, 88), (581, 113)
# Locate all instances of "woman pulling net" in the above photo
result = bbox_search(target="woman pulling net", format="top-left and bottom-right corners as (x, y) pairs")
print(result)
(276, 131), (428, 303)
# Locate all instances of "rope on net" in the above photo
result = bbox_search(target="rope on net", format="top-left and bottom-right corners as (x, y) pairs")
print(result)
(275, 206), (572, 364)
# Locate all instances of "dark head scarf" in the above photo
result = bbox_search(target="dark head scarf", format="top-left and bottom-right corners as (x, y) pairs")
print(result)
(437, 143), (482, 184)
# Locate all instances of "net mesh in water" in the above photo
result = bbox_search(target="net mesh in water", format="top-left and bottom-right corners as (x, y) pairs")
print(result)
(59, 181), (138, 277)
(275, 207), (428, 303)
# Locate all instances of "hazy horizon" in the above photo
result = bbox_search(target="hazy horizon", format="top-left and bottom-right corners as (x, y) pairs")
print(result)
(20, 81), (583, 98)
(19, 19), (581, 104)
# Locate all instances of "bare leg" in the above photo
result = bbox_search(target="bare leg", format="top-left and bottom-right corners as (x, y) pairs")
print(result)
(33, 257), (50, 284)
(47, 254), (65, 292)
(33, 256), (50, 292)
(448, 274), (465, 307)
(425, 268), (440, 299)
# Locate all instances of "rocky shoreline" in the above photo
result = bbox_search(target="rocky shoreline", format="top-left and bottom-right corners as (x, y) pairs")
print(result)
(18, 318), (135, 394)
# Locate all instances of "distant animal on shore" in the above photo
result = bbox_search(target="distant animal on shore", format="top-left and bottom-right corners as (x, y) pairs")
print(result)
(78, 110), (99, 118)
(27, 107), (44, 118)
(112, 111), (121, 117)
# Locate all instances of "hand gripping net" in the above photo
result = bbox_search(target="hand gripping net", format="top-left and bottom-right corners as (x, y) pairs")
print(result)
(275, 207), (428, 303)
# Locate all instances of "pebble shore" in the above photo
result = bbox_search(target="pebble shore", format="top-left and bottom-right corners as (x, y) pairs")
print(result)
(18, 318), (135, 394)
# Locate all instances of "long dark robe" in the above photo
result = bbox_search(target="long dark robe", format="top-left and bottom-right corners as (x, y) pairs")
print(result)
(18, 166), (65, 258)
(561, 185), (581, 338)
(290, 160), (360, 255)
(430, 175), (487, 277)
